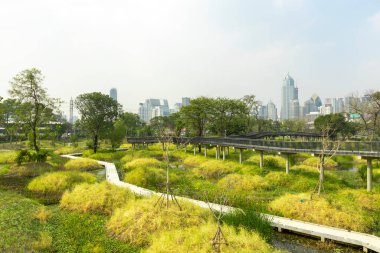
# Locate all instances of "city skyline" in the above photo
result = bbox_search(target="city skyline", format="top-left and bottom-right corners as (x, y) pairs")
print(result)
(1, 1), (379, 114)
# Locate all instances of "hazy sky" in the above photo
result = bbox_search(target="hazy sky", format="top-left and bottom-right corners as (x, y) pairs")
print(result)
(1, 0), (380, 115)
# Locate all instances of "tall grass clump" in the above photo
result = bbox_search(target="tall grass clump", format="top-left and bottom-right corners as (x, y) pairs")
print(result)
(0, 151), (17, 164)
(182, 156), (207, 167)
(123, 167), (170, 189)
(28, 171), (96, 198)
(195, 160), (240, 179)
(218, 174), (269, 192)
(64, 158), (103, 171)
(9, 162), (56, 177)
(144, 223), (279, 253)
(303, 157), (338, 169)
(60, 182), (134, 215)
(53, 146), (82, 155)
(269, 193), (368, 231)
(107, 198), (211, 246)
(124, 158), (162, 171)
(246, 155), (286, 169)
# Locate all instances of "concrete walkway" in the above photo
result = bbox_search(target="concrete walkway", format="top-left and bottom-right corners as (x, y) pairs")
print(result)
(62, 154), (380, 252)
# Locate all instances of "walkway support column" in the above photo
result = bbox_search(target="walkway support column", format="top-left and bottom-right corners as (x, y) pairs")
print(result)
(259, 151), (264, 168)
(239, 149), (243, 164)
(367, 158), (373, 192)
(285, 154), (290, 174)
(222, 147), (225, 161)
(193, 145), (196, 155)
(204, 146), (207, 157)
(215, 146), (219, 159)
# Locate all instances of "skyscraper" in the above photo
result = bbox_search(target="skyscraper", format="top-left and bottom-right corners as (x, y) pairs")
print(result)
(110, 88), (117, 102)
(69, 98), (73, 125)
(281, 74), (299, 120)
(182, 97), (190, 106)
(138, 99), (170, 123)
(267, 101), (278, 121)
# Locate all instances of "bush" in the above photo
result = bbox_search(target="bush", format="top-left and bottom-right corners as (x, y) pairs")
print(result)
(107, 198), (211, 246)
(15, 149), (50, 165)
(27, 171), (96, 197)
(268, 193), (368, 232)
(303, 157), (338, 169)
(182, 156), (207, 167)
(124, 158), (162, 171)
(64, 158), (103, 171)
(60, 182), (134, 215)
(123, 167), (167, 189)
(15, 150), (33, 165)
(145, 223), (278, 253)
(195, 160), (240, 179)
(218, 174), (269, 192)
(9, 163), (56, 177)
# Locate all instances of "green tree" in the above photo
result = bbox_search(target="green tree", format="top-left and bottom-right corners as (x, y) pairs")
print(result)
(180, 97), (214, 137)
(120, 112), (143, 137)
(108, 119), (127, 150)
(75, 92), (120, 153)
(8, 68), (61, 151)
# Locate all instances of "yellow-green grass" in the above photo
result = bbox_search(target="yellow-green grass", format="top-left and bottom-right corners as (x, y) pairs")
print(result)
(60, 182), (134, 215)
(107, 198), (212, 247)
(123, 167), (173, 189)
(144, 223), (281, 253)
(303, 157), (338, 169)
(246, 155), (286, 169)
(53, 146), (82, 155)
(124, 158), (163, 171)
(8, 162), (56, 177)
(218, 174), (269, 192)
(182, 155), (208, 167)
(27, 171), (96, 196)
(64, 158), (103, 171)
(0, 151), (17, 164)
(268, 193), (369, 232)
(195, 160), (241, 179)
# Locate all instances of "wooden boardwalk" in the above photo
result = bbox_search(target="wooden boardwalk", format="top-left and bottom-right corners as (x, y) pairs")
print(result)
(62, 154), (380, 252)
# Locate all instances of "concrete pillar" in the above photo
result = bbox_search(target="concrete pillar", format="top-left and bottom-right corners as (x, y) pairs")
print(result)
(259, 151), (264, 168)
(239, 149), (243, 164)
(222, 147), (225, 161)
(367, 159), (373, 192)
(215, 146), (219, 159)
(285, 154), (290, 174)
(227, 147), (230, 155)
(132, 144), (135, 150)
(204, 146), (207, 157)
(193, 145), (196, 155)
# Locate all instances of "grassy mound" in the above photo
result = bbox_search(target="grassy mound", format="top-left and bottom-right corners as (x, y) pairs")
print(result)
(183, 156), (207, 167)
(0, 151), (17, 164)
(60, 182), (134, 215)
(53, 146), (82, 155)
(107, 198), (211, 246)
(145, 223), (279, 253)
(268, 193), (368, 231)
(27, 171), (96, 197)
(123, 167), (168, 189)
(303, 157), (338, 169)
(195, 160), (239, 179)
(246, 155), (286, 169)
(64, 158), (103, 171)
(124, 158), (162, 171)
(218, 174), (269, 192)
(9, 162), (56, 177)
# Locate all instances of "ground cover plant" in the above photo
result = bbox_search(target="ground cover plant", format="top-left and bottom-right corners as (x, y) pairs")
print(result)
(64, 157), (103, 171)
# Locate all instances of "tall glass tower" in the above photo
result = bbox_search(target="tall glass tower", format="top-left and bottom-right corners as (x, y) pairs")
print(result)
(110, 88), (117, 102)
(281, 74), (298, 120)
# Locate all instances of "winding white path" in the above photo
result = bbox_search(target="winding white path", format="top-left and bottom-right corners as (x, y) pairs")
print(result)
(62, 154), (380, 252)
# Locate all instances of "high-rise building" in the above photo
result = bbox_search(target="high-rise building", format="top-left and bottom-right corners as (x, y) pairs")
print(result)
(289, 99), (300, 119)
(182, 97), (190, 106)
(110, 88), (117, 102)
(281, 73), (298, 120)
(69, 98), (73, 125)
(258, 105), (268, 119)
(267, 101), (278, 121)
(138, 98), (170, 123)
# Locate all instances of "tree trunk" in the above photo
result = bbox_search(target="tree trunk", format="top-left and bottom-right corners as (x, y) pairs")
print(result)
(33, 126), (39, 151)
(318, 156), (324, 196)
(93, 134), (98, 153)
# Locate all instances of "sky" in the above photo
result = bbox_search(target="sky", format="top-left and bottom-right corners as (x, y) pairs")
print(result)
(1, 0), (380, 116)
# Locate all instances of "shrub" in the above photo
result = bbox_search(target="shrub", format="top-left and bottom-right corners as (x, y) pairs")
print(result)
(27, 171), (96, 196)
(123, 167), (167, 189)
(15, 150), (33, 165)
(0, 151), (17, 164)
(338, 189), (380, 212)
(124, 158), (162, 171)
(15, 149), (49, 165)
(268, 193), (368, 231)
(9, 163), (55, 177)
(218, 174), (269, 192)
(195, 160), (240, 179)
(64, 158), (103, 171)
(303, 157), (338, 169)
(107, 198), (211, 246)
(145, 223), (278, 253)
(60, 182), (134, 215)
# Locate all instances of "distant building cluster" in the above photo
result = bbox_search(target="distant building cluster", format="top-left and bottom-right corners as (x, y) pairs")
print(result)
(138, 97), (190, 123)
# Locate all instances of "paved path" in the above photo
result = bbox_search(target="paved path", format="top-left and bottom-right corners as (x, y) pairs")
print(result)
(62, 154), (380, 252)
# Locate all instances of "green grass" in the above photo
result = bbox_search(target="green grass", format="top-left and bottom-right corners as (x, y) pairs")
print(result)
(64, 158), (103, 171)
